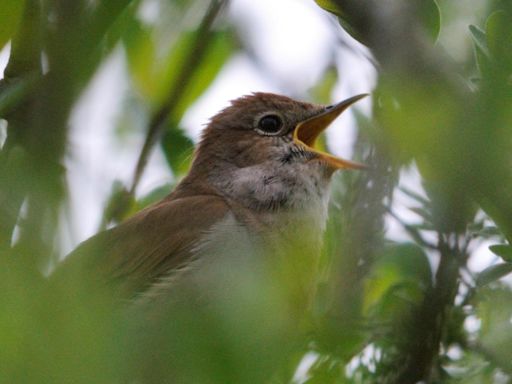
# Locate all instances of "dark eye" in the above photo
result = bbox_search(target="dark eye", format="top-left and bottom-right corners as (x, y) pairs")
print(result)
(257, 114), (283, 135)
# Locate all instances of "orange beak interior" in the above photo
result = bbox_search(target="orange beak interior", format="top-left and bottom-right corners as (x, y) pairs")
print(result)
(293, 94), (369, 170)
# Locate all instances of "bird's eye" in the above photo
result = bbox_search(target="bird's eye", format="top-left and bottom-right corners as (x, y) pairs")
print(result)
(256, 114), (283, 135)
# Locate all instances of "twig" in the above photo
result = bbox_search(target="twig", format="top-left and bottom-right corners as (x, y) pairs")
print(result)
(386, 207), (437, 250)
(128, 0), (229, 195)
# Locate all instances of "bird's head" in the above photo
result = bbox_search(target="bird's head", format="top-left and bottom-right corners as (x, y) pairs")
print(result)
(185, 92), (367, 210)
(195, 92), (366, 170)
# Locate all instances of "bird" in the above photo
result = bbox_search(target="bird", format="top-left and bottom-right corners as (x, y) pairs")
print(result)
(56, 92), (368, 308)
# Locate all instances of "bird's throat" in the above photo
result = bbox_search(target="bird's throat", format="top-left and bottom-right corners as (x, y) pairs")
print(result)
(211, 159), (331, 214)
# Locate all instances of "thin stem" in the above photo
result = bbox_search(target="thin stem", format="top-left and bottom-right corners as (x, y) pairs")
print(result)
(387, 208), (437, 250)
(128, 0), (229, 196)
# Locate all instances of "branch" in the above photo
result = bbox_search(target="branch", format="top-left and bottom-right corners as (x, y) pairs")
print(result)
(389, 235), (464, 383)
(128, 0), (229, 195)
(1, 0), (135, 261)
(386, 208), (437, 250)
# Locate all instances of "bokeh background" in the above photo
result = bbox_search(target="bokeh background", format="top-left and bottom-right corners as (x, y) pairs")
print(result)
(1, 0), (512, 383)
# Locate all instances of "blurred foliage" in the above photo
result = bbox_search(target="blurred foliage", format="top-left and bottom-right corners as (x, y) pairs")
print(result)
(1, 0), (512, 383)
(315, 0), (441, 43)
(0, 1), (25, 49)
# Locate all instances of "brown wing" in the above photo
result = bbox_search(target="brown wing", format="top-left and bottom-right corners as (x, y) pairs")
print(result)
(59, 195), (230, 298)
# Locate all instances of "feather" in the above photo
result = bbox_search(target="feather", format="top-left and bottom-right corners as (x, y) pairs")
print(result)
(56, 194), (230, 300)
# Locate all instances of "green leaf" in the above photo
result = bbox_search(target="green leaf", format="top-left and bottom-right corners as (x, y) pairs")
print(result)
(124, 27), (234, 118)
(408, 223), (435, 231)
(122, 20), (156, 99)
(314, 0), (342, 16)
(476, 263), (512, 287)
(489, 244), (512, 263)
(173, 30), (235, 120)
(469, 25), (489, 56)
(476, 226), (501, 238)
(102, 180), (135, 224)
(161, 124), (194, 177)
(103, 0), (140, 52)
(400, 186), (430, 207)
(478, 196), (512, 244)
(409, 207), (433, 223)
(418, 0), (441, 42)
(469, 25), (491, 79)
(310, 66), (338, 105)
(0, 0), (25, 49)
(313, 0), (364, 44)
(364, 243), (432, 314)
(474, 45), (492, 79)
(304, 355), (344, 384)
(136, 183), (174, 210)
(486, 11), (510, 56)
(314, 0), (440, 43)
(371, 281), (424, 320)
(486, 10), (512, 68)
(377, 243), (433, 285)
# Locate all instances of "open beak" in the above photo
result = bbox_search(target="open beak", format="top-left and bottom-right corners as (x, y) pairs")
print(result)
(293, 94), (369, 170)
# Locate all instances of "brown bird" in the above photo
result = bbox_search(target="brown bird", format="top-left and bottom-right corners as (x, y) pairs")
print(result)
(60, 92), (367, 306)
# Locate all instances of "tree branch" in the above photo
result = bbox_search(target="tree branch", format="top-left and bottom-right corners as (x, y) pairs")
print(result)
(128, 0), (229, 196)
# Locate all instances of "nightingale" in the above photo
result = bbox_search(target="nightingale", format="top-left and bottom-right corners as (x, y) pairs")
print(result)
(59, 92), (367, 306)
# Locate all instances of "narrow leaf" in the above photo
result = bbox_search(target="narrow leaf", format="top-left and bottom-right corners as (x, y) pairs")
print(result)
(102, 181), (135, 224)
(161, 124), (194, 177)
(469, 25), (492, 77)
(400, 186), (430, 206)
(486, 10), (512, 65)
(409, 207), (433, 223)
(136, 183), (174, 210)
(418, 0), (441, 42)
(477, 226), (501, 237)
(469, 25), (489, 55)
(476, 263), (512, 287)
(313, 0), (364, 44)
(173, 30), (235, 120)
(314, 0), (343, 16)
(489, 244), (512, 263)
